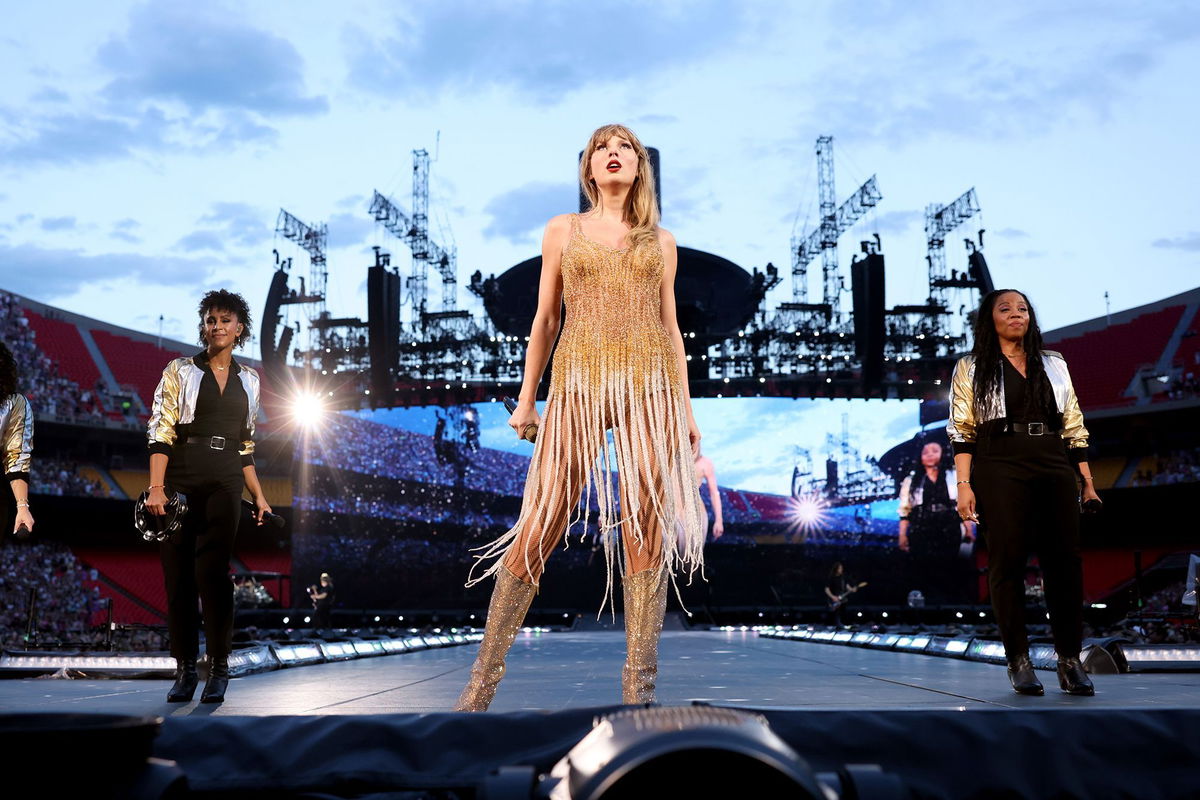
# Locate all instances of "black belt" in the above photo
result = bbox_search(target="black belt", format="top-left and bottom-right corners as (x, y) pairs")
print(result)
(916, 503), (954, 514)
(183, 435), (233, 451)
(1012, 422), (1051, 436)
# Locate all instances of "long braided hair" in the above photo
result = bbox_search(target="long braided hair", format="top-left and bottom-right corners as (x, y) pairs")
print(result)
(970, 289), (1058, 426)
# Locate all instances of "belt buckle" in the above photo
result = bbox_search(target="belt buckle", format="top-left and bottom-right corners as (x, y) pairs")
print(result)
(210, 436), (226, 450)
(1027, 422), (1045, 436)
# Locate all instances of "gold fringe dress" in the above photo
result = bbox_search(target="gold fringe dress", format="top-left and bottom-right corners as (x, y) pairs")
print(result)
(467, 214), (707, 608)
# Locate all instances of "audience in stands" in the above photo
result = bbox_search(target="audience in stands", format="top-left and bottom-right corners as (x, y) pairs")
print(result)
(0, 541), (93, 648)
(0, 291), (103, 424)
(1166, 372), (1199, 400)
(1131, 447), (1200, 486)
(29, 457), (107, 498)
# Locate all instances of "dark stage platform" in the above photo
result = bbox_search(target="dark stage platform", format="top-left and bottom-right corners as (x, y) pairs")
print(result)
(2, 631), (1199, 798)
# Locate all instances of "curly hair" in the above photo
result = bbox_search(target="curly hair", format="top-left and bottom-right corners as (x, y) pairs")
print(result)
(0, 342), (17, 398)
(197, 289), (253, 349)
(970, 289), (1056, 424)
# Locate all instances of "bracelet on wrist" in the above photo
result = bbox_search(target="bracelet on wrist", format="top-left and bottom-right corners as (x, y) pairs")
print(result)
(956, 480), (971, 485)
(16, 502), (30, 508)
(148, 484), (165, 490)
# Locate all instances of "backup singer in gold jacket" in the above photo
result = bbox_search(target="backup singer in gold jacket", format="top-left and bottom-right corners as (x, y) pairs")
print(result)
(146, 290), (271, 704)
(948, 289), (1099, 697)
(0, 342), (35, 535)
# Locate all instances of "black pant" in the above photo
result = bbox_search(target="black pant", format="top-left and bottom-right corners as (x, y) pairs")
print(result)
(909, 511), (970, 604)
(972, 432), (1082, 659)
(161, 445), (243, 660)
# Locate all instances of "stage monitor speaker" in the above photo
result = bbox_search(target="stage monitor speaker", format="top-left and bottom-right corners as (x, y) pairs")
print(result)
(851, 253), (885, 390)
(367, 257), (401, 399)
(260, 268), (289, 374)
(968, 250), (995, 295)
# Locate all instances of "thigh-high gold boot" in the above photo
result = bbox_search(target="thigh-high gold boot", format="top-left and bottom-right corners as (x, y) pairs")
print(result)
(621, 567), (668, 704)
(454, 566), (536, 711)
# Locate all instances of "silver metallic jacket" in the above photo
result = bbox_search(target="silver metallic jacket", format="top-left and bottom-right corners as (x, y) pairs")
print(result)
(1, 393), (33, 479)
(147, 355), (260, 461)
(898, 467), (961, 519)
(947, 350), (1089, 457)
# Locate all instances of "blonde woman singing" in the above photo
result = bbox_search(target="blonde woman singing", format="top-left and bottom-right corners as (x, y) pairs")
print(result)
(457, 124), (706, 711)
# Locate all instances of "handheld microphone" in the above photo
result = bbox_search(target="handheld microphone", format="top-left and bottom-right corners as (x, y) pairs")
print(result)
(241, 499), (286, 529)
(502, 396), (538, 443)
(13, 524), (31, 541)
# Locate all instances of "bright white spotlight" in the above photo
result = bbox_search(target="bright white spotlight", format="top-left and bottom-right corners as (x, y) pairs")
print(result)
(786, 491), (830, 541)
(291, 392), (326, 428)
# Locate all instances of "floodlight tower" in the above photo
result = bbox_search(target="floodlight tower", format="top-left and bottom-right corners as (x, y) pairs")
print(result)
(275, 208), (328, 361)
(370, 148), (458, 329)
(790, 136), (882, 320)
(924, 188), (981, 334)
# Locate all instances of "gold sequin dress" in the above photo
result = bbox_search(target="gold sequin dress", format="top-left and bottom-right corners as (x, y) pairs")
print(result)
(468, 214), (707, 607)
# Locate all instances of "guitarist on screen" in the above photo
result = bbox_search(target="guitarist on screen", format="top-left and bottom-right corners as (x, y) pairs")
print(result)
(824, 562), (866, 626)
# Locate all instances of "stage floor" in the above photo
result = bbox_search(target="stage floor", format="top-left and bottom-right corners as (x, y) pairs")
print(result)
(3, 630), (1198, 715)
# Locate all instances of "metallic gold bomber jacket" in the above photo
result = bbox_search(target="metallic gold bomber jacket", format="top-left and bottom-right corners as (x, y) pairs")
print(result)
(947, 350), (1089, 461)
(1, 393), (33, 480)
(147, 353), (260, 464)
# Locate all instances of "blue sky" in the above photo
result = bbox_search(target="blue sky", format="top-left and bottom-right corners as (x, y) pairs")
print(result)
(1, 1), (1198, 346)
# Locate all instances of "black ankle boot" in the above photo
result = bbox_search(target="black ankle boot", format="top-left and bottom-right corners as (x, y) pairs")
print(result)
(1057, 656), (1095, 696)
(200, 657), (229, 704)
(1007, 653), (1044, 695)
(166, 658), (198, 702)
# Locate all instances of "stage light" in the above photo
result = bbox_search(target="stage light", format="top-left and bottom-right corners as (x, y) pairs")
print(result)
(1114, 644), (1200, 673)
(303, 616), (311, 623)
(282, 616), (290, 625)
(787, 492), (829, 538)
(374, 616), (381, 622)
(291, 392), (326, 427)
(881, 612), (888, 618)
(538, 707), (832, 800)
(955, 611), (963, 618)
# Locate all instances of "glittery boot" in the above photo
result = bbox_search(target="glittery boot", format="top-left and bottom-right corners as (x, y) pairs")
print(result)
(621, 567), (668, 704)
(455, 565), (536, 712)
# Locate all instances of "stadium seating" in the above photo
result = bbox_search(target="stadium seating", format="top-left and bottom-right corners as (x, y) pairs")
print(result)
(91, 328), (188, 412)
(1047, 305), (1184, 410)
(72, 548), (167, 624)
(21, 307), (102, 390)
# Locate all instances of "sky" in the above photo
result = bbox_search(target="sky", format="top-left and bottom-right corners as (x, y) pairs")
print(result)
(357, 395), (921, 497)
(1, 1), (1198, 348)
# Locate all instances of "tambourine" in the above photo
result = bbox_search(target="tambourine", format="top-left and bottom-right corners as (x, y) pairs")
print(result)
(134, 489), (189, 542)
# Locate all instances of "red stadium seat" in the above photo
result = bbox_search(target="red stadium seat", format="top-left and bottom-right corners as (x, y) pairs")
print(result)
(1046, 306), (1185, 411)
(22, 308), (101, 389)
(90, 329), (189, 411)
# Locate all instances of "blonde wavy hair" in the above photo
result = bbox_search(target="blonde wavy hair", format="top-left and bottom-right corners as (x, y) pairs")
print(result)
(578, 123), (659, 249)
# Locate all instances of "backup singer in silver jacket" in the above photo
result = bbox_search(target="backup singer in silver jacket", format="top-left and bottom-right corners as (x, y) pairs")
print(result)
(948, 289), (1100, 697)
(146, 290), (271, 704)
(0, 342), (35, 535)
